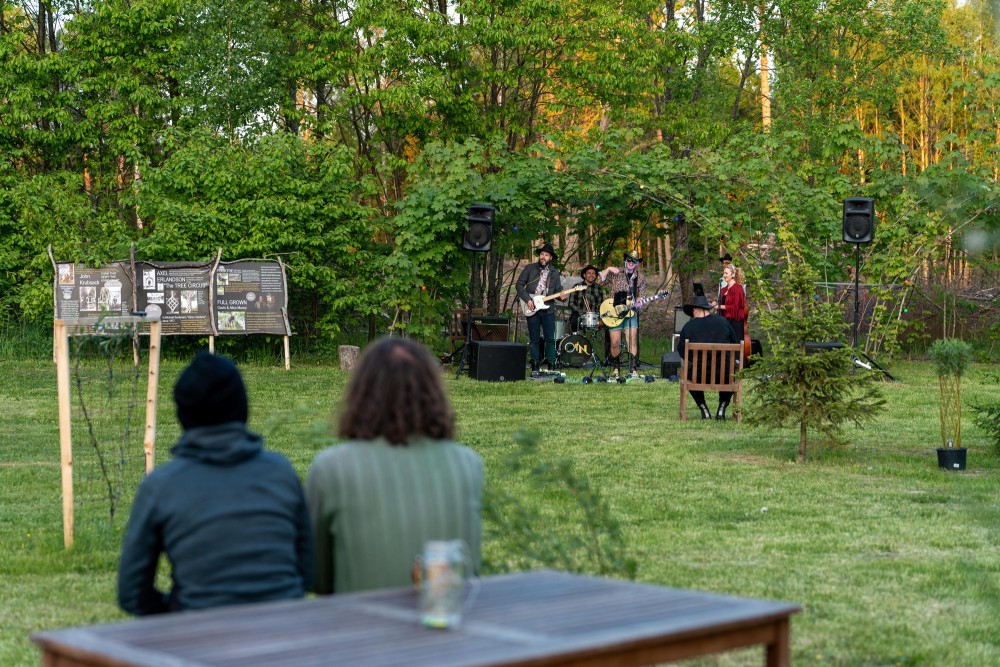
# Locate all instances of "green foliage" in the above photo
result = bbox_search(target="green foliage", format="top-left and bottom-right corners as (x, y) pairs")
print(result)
(482, 430), (637, 580)
(972, 373), (1000, 454)
(928, 338), (973, 379)
(928, 338), (973, 449)
(742, 259), (886, 461)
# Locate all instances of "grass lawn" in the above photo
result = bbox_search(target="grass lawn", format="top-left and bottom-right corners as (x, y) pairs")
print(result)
(1, 354), (999, 666)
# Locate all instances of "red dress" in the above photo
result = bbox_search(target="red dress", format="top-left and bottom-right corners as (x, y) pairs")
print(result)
(720, 282), (747, 339)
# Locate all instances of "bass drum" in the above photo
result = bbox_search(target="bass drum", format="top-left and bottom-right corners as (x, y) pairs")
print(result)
(558, 333), (594, 368)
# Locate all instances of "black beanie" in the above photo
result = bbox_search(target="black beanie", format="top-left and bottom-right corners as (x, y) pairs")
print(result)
(174, 352), (249, 429)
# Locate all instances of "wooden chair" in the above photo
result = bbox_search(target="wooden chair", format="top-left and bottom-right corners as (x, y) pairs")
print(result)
(679, 341), (744, 422)
(449, 308), (485, 355)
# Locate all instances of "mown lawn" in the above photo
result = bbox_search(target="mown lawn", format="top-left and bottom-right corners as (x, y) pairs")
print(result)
(1, 354), (998, 666)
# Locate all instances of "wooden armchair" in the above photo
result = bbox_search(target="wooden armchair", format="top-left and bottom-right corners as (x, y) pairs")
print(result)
(679, 341), (744, 422)
(449, 308), (485, 355)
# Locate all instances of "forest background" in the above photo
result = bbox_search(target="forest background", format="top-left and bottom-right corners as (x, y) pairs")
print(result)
(2, 0), (999, 357)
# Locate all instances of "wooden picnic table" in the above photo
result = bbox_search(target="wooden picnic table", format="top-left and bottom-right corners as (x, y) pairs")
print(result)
(33, 569), (800, 667)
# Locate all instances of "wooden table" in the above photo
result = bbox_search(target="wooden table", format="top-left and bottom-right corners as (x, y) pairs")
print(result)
(33, 570), (800, 667)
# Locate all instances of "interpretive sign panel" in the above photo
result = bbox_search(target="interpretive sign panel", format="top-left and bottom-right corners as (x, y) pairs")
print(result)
(134, 262), (213, 335)
(214, 261), (289, 335)
(54, 262), (134, 320)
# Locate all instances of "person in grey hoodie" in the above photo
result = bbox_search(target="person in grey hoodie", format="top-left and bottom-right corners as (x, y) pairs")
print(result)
(117, 351), (313, 615)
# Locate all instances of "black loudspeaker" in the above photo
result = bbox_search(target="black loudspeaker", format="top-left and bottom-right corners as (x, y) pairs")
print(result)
(468, 341), (525, 382)
(661, 351), (682, 379)
(843, 197), (874, 243)
(463, 203), (494, 252)
(805, 341), (845, 354)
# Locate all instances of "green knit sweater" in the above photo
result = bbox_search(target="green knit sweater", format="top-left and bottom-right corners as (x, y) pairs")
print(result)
(306, 437), (483, 594)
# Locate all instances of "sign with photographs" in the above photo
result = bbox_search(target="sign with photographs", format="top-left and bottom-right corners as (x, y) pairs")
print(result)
(53, 252), (290, 338)
(134, 262), (214, 335)
(54, 262), (134, 320)
(214, 261), (289, 335)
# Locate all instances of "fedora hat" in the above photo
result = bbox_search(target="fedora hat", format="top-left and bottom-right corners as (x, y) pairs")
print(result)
(623, 250), (642, 264)
(682, 294), (714, 317)
(719, 253), (733, 263)
(535, 243), (557, 259)
(580, 264), (600, 278)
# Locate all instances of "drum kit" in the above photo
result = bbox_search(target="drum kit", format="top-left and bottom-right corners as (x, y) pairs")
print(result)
(551, 306), (604, 369)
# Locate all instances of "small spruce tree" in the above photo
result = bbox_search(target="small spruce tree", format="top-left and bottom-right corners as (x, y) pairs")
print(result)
(741, 259), (886, 462)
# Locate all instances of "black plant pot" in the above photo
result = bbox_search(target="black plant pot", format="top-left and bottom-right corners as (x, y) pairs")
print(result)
(936, 448), (967, 471)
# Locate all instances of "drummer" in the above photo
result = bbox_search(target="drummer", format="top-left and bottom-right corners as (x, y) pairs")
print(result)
(568, 265), (606, 333)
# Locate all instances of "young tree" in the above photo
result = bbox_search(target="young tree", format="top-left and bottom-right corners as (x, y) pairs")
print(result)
(741, 257), (885, 462)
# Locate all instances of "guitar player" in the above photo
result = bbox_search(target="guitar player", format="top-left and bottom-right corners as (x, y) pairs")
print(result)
(516, 242), (568, 372)
(598, 250), (647, 378)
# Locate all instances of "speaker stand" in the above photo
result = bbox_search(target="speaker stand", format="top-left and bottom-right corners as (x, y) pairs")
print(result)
(455, 253), (479, 379)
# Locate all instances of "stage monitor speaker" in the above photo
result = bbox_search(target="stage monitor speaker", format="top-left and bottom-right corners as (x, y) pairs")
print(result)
(805, 341), (845, 354)
(461, 316), (510, 342)
(673, 306), (690, 334)
(843, 197), (874, 243)
(661, 351), (682, 379)
(468, 341), (525, 382)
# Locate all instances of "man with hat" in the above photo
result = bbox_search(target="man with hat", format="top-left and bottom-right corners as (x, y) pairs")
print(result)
(516, 242), (568, 371)
(677, 288), (740, 420)
(597, 250), (647, 378)
(568, 264), (605, 334)
(118, 351), (314, 615)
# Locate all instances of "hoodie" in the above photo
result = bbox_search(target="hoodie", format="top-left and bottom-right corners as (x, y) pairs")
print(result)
(117, 422), (314, 615)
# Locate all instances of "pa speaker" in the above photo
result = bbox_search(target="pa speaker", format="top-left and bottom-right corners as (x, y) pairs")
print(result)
(463, 203), (494, 252)
(843, 197), (874, 243)
(468, 341), (525, 382)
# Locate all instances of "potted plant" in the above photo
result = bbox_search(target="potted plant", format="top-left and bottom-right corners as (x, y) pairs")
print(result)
(927, 338), (973, 471)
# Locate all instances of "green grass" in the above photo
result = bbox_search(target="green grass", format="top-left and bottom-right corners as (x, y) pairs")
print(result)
(1, 356), (999, 666)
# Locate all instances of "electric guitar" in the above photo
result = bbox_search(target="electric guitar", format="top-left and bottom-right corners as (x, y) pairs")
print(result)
(520, 285), (586, 317)
(599, 291), (670, 327)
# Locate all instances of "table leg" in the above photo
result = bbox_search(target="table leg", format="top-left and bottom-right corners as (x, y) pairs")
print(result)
(765, 618), (791, 667)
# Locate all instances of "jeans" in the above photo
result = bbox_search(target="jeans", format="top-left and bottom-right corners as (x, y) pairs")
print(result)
(527, 308), (556, 366)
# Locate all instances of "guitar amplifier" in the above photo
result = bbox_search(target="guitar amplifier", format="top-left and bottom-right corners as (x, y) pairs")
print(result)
(468, 341), (526, 382)
(471, 316), (509, 342)
(673, 306), (690, 334)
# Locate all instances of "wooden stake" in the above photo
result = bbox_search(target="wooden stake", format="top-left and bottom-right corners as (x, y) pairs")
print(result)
(54, 320), (74, 549)
(284, 335), (290, 370)
(143, 319), (162, 475)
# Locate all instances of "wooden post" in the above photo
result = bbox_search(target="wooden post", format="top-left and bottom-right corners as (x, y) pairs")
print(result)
(54, 320), (74, 549)
(143, 319), (162, 475)
(284, 335), (290, 370)
(208, 335), (214, 354)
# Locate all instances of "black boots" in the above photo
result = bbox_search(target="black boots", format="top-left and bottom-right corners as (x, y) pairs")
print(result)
(698, 404), (712, 420)
(716, 403), (728, 421)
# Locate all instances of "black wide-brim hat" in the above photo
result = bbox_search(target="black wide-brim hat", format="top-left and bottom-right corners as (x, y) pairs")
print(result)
(580, 264), (600, 278)
(624, 250), (642, 263)
(719, 253), (733, 263)
(682, 294), (714, 317)
(535, 243), (557, 259)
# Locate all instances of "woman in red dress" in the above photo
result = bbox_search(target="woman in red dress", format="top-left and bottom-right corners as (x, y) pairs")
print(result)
(714, 264), (746, 341)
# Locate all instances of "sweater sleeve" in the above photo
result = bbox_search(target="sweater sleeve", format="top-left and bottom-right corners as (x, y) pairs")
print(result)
(117, 478), (169, 615)
(305, 460), (335, 595)
(293, 479), (317, 593)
